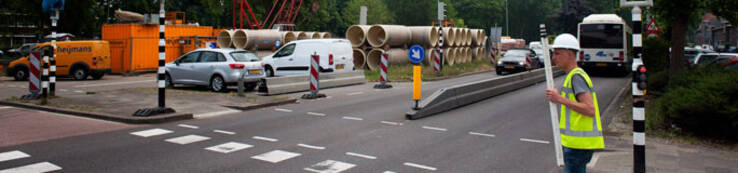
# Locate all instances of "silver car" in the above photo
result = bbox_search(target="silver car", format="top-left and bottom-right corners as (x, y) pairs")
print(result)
(165, 48), (265, 92)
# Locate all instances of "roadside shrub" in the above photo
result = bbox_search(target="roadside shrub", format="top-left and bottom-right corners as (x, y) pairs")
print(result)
(642, 37), (670, 75)
(651, 67), (738, 140)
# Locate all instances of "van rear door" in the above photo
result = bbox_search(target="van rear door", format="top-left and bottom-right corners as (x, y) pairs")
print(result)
(330, 40), (353, 72)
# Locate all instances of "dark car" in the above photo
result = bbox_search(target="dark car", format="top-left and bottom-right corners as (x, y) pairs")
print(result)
(495, 49), (539, 75)
(719, 57), (738, 69)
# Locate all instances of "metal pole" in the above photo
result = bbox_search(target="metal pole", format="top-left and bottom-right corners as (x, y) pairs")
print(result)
(631, 6), (646, 173)
(540, 24), (564, 167)
(49, 9), (58, 97)
(157, 0), (166, 108)
(505, 0), (509, 36)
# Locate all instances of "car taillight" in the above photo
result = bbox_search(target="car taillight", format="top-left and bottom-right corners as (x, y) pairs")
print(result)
(329, 54), (334, 65)
(92, 57), (98, 66)
(579, 52), (584, 61)
(260, 62), (264, 68)
(229, 64), (245, 69)
(619, 51), (624, 62)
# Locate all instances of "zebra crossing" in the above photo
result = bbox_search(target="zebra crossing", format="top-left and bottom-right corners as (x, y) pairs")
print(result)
(0, 150), (61, 173)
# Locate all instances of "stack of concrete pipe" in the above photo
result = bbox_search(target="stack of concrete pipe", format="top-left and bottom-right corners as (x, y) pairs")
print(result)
(217, 29), (333, 59)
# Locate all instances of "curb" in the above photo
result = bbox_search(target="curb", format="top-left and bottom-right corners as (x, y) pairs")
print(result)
(222, 98), (298, 111)
(0, 101), (193, 124)
(601, 76), (633, 129)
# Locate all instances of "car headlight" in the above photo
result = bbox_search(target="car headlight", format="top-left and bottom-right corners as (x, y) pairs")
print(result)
(518, 61), (525, 66)
(497, 61), (503, 65)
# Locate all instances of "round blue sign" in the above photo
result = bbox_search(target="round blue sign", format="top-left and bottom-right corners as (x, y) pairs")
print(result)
(408, 45), (425, 64)
(275, 40), (281, 47)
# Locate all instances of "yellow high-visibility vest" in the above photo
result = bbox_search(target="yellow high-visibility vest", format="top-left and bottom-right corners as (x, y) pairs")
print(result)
(559, 67), (604, 149)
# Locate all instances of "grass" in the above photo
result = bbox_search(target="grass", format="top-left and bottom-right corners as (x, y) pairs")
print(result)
(364, 58), (495, 82)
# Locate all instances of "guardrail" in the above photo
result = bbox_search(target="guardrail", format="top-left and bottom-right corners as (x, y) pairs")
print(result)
(406, 68), (565, 120)
(260, 70), (366, 95)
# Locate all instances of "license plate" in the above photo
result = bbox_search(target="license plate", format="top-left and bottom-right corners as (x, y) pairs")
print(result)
(336, 64), (344, 70)
(504, 65), (515, 69)
(248, 69), (260, 74)
(596, 63), (607, 67)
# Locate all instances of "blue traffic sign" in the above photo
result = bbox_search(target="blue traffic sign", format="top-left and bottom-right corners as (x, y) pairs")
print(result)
(408, 45), (425, 64)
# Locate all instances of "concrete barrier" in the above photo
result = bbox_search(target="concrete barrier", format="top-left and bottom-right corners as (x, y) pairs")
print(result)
(261, 70), (366, 95)
(406, 68), (565, 120)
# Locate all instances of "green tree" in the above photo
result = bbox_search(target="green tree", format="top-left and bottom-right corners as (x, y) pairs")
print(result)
(550, 0), (595, 35)
(340, 0), (394, 35)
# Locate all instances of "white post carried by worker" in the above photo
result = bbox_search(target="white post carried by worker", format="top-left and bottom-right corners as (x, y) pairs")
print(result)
(540, 24), (564, 167)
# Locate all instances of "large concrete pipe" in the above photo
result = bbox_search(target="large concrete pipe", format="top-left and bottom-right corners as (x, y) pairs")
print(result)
(255, 50), (274, 59)
(320, 32), (332, 39)
(346, 25), (370, 47)
(423, 47), (435, 65)
(367, 49), (383, 70)
(408, 26), (439, 47)
(367, 25), (411, 48)
(459, 47), (467, 63)
(472, 47), (480, 60)
(442, 47), (454, 66)
(309, 32), (321, 39)
(282, 31), (297, 44)
(464, 29), (472, 46)
(217, 29), (236, 48)
(442, 27), (456, 47)
(465, 47), (472, 63)
(297, 32), (310, 40)
(232, 29), (252, 50)
(471, 29), (480, 46)
(252, 30), (283, 50)
(446, 47), (456, 66)
(353, 48), (367, 70)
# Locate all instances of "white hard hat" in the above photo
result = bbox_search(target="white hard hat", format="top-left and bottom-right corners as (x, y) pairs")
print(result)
(551, 33), (580, 51)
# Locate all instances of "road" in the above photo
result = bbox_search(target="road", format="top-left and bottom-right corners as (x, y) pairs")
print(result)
(0, 71), (629, 172)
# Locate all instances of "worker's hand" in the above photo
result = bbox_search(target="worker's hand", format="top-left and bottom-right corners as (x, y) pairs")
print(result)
(546, 88), (564, 104)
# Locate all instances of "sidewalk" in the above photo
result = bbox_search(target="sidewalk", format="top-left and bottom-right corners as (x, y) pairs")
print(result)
(589, 96), (738, 173)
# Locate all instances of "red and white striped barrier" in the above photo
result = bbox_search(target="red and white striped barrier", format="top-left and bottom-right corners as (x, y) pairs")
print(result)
(29, 52), (41, 94)
(310, 53), (320, 94)
(374, 51), (392, 89)
(433, 49), (441, 72)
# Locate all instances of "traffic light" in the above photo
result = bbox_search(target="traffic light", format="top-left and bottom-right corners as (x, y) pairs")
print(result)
(634, 65), (647, 91)
(437, 2), (446, 20)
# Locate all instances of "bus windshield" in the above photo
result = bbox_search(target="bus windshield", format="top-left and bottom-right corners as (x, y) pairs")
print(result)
(580, 24), (624, 49)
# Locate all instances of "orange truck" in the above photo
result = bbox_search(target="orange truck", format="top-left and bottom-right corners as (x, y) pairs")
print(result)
(6, 40), (112, 80)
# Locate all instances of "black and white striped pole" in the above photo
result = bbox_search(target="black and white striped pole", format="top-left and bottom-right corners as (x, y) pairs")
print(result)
(41, 53), (49, 98)
(620, 1), (652, 172)
(49, 9), (58, 97)
(436, 1), (445, 72)
(132, 0), (174, 117)
(540, 24), (564, 167)
(374, 51), (392, 89)
(301, 52), (326, 99)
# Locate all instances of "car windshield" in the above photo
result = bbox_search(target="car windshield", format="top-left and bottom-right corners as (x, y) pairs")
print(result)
(230, 51), (261, 62)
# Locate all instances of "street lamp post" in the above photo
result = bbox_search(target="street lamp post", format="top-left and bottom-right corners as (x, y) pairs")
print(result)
(505, 0), (509, 36)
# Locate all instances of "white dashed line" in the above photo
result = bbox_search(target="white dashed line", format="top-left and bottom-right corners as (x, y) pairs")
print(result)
(213, 130), (236, 135)
(59, 89), (69, 92)
(274, 108), (293, 112)
(342, 116), (363, 121)
(305, 160), (356, 173)
(520, 138), (550, 144)
(403, 162), (437, 171)
(0, 106), (12, 110)
(383, 171), (398, 173)
(177, 124), (199, 129)
(205, 142), (253, 154)
(469, 132), (496, 138)
(252, 136), (279, 142)
(165, 135), (211, 145)
(251, 150), (301, 163)
(0, 151), (30, 162)
(347, 92), (364, 96)
(345, 152), (377, 160)
(381, 121), (403, 126)
(0, 162), (62, 173)
(422, 126), (447, 132)
(74, 80), (154, 88)
(130, 128), (173, 137)
(194, 109), (240, 119)
(297, 143), (326, 150)
(307, 112), (326, 116)
(74, 90), (85, 93)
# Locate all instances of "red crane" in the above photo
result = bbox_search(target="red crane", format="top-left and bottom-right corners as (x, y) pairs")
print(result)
(233, 0), (303, 31)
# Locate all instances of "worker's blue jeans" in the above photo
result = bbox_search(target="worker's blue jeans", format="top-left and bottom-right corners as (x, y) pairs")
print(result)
(563, 146), (594, 173)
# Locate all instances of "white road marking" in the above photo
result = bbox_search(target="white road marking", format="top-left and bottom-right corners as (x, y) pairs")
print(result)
(307, 112), (326, 116)
(587, 153), (600, 168)
(381, 121), (403, 126)
(0, 162), (61, 173)
(403, 162), (437, 171)
(345, 152), (377, 160)
(326, 96), (333, 99)
(520, 138), (550, 144)
(342, 116), (363, 121)
(347, 92), (364, 96)
(252, 136), (279, 142)
(194, 109), (240, 119)
(297, 143), (326, 150)
(130, 128), (173, 137)
(73, 80), (154, 88)
(422, 126), (447, 132)
(165, 135), (210, 145)
(251, 150), (301, 163)
(205, 142), (253, 154)
(0, 106), (12, 110)
(74, 90), (85, 93)
(0, 151), (30, 162)
(274, 108), (293, 113)
(305, 160), (356, 173)
(177, 124), (199, 129)
(59, 89), (69, 92)
(469, 132), (496, 138)
(213, 130), (236, 135)
(383, 171), (397, 173)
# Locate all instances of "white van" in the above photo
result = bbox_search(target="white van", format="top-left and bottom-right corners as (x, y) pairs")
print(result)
(261, 39), (354, 77)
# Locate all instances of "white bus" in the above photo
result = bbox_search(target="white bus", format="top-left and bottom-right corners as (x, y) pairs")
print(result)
(577, 14), (632, 74)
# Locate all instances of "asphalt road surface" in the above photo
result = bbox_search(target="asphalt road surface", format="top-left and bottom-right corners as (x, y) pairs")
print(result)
(0, 71), (628, 172)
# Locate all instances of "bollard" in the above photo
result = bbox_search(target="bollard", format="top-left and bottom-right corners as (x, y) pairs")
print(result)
(301, 52), (326, 99)
(631, 6), (646, 173)
(132, 0), (174, 117)
(22, 51), (42, 100)
(41, 56), (49, 98)
(49, 10), (58, 97)
(373, 51), (393, 89)
(436, 25), (443, 72)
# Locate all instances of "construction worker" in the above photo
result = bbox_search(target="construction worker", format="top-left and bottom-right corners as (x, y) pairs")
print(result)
(545, 33), (604, 173)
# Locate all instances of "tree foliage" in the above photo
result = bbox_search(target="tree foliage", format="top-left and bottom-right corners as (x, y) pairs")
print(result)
(549, 0), (594, 35)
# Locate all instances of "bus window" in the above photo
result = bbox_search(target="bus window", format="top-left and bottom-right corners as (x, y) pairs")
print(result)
(580, 24), (624, 49)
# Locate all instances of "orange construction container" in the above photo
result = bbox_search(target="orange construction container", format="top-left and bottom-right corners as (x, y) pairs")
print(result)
(102, 24), (213, 73)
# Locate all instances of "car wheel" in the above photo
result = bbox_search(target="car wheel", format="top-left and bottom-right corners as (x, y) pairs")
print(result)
(13, 67), (28, 81)
(496, 70), (502, 75)
(210, 75), (226, 92)
(165, 73), (175, 88)
(265, 67), (274, 77)
(72, 68), (88, 80)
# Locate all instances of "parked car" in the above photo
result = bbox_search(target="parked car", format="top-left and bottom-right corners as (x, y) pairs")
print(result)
(694, 53), (738, 66)
(720, 57), (738, 69)
(6, 43), (38, 58)
(683, 47), (715, 64)
(165, 48), (264, 92)
(529, 42), (546, 68)
(7, 41), (111, 81)
(495, 49), (539, 75)
(261, 39), (354, 77)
